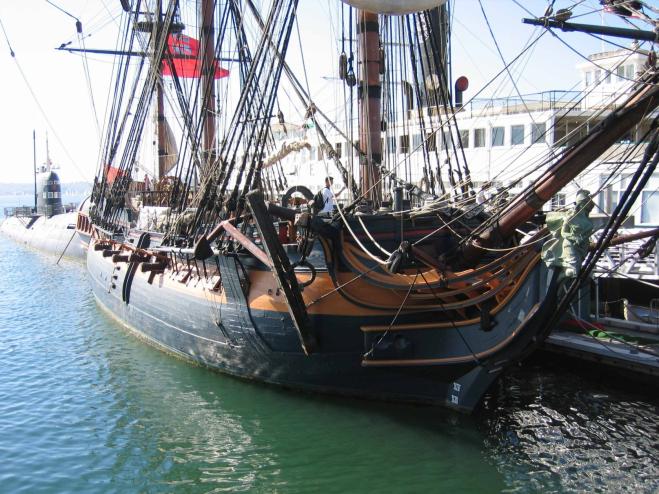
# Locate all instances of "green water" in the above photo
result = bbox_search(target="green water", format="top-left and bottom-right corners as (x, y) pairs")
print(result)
(0, 219), (656, 493)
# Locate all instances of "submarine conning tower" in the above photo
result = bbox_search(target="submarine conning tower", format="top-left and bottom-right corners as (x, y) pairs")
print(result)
(36, 169), (64, 217)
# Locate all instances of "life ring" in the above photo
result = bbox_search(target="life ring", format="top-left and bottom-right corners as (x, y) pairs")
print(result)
(281, 185), (313, 208)
(291, 259), (316, 288)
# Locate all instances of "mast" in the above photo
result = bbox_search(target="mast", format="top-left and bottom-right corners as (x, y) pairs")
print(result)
(357, 9), (382, 204)
(156, 1), (167, 179)
(33, 130), (37, 212)
(157, 82), (167, 178)
(201, 0), (216, 164)
(45, 133), (51, 170)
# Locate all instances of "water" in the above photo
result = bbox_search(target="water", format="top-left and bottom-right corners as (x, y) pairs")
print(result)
(0, 210), (657, 493)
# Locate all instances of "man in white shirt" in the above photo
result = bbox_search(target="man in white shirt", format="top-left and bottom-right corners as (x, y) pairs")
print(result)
(320, 176), (335, 214)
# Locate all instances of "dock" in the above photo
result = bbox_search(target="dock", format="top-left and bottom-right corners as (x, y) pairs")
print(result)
(540, 229), (659, 380)
(544, 322), (659, 379)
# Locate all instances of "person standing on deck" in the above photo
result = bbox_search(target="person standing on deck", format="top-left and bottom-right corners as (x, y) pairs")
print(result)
(320, 176), (335, 215)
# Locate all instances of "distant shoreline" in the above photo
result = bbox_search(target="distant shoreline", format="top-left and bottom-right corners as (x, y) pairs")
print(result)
(0, 182), (91, 196)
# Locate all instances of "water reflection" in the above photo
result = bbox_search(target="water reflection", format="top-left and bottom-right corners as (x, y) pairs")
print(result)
(93, 327), (502, 493)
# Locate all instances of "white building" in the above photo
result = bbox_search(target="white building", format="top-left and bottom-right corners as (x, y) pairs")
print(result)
(272, 47), (657, 226)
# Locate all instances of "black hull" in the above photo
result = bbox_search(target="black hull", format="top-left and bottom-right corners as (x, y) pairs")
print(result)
(87, 243), (556, 412)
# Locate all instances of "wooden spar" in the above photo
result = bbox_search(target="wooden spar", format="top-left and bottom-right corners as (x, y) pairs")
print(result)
(462, 71), (659, 264)
(523, 18), (658, 43)
(201, 0), (216, 161)
(246, 190), (318, 355)
(55, 47), (241, 62)
(595, 226), (659, 250)
(358, 10), (382, 204)
(221, 221), (272, 267)
(191, 218), (271, 266)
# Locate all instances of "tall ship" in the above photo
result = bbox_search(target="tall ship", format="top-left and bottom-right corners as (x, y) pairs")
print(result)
(82, 0), (659, 411)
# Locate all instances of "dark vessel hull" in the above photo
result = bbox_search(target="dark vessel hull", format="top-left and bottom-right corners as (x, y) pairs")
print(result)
(87, 239), (557, 412)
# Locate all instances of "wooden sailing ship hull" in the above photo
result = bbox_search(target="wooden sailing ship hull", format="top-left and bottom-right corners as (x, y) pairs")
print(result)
(87, 231), (558, 412)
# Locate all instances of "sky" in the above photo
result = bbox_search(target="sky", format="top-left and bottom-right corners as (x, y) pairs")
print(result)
(0, 0), (653, 184)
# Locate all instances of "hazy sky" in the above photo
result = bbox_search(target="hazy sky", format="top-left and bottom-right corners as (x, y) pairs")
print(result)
(0, 0), (651, 183)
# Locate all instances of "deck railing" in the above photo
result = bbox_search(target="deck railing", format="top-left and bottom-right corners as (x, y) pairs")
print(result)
(594, 230), (659, 280)
(3, 206), (34, 218)
(462, 90), (583, 117)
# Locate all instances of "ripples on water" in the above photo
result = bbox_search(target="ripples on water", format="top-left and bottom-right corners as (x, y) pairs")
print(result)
(480, 369), (658, 493)
(0, 235), (656, 493)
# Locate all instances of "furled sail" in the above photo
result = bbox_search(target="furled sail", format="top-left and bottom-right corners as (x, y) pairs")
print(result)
(159, 116), (178, 177)
(263, 140), (311, 169)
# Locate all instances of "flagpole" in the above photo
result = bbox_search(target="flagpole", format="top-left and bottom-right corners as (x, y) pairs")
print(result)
(33, 130), (37, 212)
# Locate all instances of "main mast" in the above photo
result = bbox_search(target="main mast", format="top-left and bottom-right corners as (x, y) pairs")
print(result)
(357, 9), (382, 204)
(156, 1), (168, 178)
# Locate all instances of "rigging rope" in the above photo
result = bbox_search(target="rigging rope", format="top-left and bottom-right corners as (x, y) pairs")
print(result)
(0, 14), (88, 181)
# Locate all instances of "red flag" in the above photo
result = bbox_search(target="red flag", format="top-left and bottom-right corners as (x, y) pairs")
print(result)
(161, 34), (230, 79)
(105, 165), (124, 184)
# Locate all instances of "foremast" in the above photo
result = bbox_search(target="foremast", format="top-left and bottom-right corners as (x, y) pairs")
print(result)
(201, 0), (216, 167)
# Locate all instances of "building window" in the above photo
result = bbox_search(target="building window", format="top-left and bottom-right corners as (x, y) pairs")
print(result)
(434, 131), (443, 150)
(426, 132), (437, 152)
(594, 70), (601, 84)
(617, 65), (625, 81)
(604, 71), (611, 84)
(412, 134), (423, 151)
(551, 194), (566, 210)
(585, 71), (592, 86)
(532, 123), (546, 144)
(387, 136), (397, 153)
(491, 127), (505, 147)
(641, 191), (658, 224)
(511, 125), (525, 146)
(626, 64), (634, 79)
(335, 142), (342, 159)
(459, 129), (469, 148)
(474, 128), (486, 148)
(399, 135), (409, 153)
